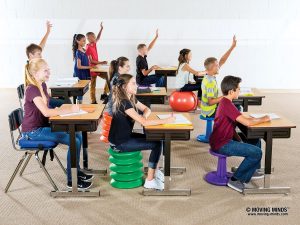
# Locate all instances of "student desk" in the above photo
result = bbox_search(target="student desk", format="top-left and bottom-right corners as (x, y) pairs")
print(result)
(136, 87), (167, 107)
(49, 104), (106, 197)
(143, 112), (193, 196)
(233, 89), (265, 112)
(155, 66), (177, 91)
(237, 113), (296, 195)
(90, 65), (110, 92)
(50, 80), (90, 104)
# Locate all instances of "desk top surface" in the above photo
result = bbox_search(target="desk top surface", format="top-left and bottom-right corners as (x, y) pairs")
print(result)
(136, 87), (167, 96)
(156, 66), (177, 71)
(144, 112), (194, 131)
(240, 112), (296, 129)
(90, 65), (109, 73)
(50, 104), (105, 122)
(238, 88), (265, 98)
(50, 80), (90, 89)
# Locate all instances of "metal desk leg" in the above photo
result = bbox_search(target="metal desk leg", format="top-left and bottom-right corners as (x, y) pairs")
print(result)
(243, 99), (249, 112)
(50, 124), (100, 197)
(143, 134), (191, 196)
(243, 131), (290, 195)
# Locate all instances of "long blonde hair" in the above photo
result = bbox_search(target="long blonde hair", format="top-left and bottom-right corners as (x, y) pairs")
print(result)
(112, 74), (137, 114)
(25, 58), (48, 105)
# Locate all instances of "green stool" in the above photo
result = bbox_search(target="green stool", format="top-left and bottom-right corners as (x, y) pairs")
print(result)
(108, 147), (144, 189)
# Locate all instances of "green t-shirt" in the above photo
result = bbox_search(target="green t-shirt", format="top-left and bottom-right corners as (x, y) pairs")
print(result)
(201, 75), (218, 117)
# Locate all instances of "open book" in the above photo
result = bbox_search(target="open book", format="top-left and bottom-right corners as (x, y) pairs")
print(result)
(50, 78), (79, 87)
(239, 87), (254, 96)
(59, 109), (88, 117)
(157, 114), (192, 126)
(250, 113), (280, 120)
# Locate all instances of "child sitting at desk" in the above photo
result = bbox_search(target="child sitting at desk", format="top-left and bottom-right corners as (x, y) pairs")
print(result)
(209, 75), (270, 193)
(175, 48), (207, 107)
(108, 74), (175, 190)
(22, 58), (93, 190)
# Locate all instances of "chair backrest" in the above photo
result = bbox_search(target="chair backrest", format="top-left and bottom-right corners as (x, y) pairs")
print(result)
(17, 84), (25, 110)
(17, 84), (25, 100)
(8, 108), (23, 150)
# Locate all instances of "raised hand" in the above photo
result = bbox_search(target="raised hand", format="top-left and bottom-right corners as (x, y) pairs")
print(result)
(46, 21), (52, 33)
(231, 35), (237, 48)
(155, 29), (159, 38)
(100, 22), (103, 30)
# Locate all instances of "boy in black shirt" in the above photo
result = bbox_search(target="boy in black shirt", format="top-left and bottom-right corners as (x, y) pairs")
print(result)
(136, 29), (165, 87)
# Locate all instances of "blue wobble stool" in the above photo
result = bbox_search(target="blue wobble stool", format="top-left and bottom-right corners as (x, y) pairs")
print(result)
(197, 115), (214, 143)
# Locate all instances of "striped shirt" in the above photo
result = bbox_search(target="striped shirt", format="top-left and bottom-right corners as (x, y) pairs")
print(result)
(201, 75), (218, 117)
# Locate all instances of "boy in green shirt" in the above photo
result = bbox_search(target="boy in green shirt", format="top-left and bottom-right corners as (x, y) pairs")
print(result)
(201, 35), (237, 117)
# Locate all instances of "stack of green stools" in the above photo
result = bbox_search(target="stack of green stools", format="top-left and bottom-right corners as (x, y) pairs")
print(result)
(108, 147), (144, 189)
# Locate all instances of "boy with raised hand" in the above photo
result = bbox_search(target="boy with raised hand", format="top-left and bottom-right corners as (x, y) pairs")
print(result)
(25, 21), (69, 107)
(86, 22), (108, 104)
(210, 75), (269, 193)
(201, 35), (237, 117)
(136, 29), (165, 87)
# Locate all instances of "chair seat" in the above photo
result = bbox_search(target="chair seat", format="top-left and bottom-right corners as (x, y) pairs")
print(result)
(200, 115), (215, 121)
(19, 138), (57, 149)
(209, 149), (227, 158)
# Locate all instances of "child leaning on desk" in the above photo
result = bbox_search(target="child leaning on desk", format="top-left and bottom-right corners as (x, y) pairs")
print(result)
(108, 74), (175, 191)
(22, 58), (94, 190)
(209, 75), (270, 193)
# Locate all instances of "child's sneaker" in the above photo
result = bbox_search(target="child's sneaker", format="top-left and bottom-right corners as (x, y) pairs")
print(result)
(227, 179), (244, 193)
(251, 170), (264, 180)
(67, 179), (92, 190)
(155, 169), (164, 183)
(78, 171), (94, 182)
(144, 178), (164, 190)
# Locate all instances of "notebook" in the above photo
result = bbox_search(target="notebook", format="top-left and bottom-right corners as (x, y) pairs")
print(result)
(157, 114), (192, 126)
(59, 109), (88, 117)
(250, 113), (280, 120)
(137, 87), (151, 94)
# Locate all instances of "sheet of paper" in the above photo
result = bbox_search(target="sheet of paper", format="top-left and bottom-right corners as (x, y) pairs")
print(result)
(250, 113), (280, 120)
(157, 114), (192, 125)
(239, 87), (254, 96)
(59, 109), (88, 117)
(150, 87), (160, 92)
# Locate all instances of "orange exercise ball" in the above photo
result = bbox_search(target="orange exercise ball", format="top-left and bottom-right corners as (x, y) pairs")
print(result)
(169, 91), (198, 112)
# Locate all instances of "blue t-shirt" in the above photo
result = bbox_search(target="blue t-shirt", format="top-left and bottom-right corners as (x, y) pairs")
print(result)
(74, 50), (90, 80)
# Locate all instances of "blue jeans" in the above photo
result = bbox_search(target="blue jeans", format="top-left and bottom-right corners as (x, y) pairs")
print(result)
(138, 74), (165, 87)
(180, 82), (202, 98)
(114, 133), (162, 169)
(22, 127), (82, 182)
(218, 139), (262, 183)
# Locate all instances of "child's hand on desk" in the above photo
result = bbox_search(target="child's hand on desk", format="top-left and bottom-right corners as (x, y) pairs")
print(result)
(100, 61), (108, 65)
(71, 105), (80, 113)
(151, 65), (160, 70)
(262, 115), (271, 122)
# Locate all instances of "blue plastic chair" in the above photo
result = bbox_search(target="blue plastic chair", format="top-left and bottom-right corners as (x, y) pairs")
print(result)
(5, 108), (66, 193)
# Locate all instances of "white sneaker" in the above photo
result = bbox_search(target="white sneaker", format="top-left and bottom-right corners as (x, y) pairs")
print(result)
(144, 178), (164, 190)
(155, 169), (164, 183)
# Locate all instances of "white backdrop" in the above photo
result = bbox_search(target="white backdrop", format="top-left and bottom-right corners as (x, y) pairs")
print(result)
(1, 0), (300, 89)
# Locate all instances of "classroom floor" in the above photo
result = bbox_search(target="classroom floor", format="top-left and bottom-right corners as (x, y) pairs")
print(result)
(0, 88), (299, 225)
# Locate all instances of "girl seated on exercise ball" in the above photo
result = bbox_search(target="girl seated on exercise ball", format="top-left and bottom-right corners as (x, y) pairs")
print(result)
(108, 74), (175, 190)
(22, 58), (93, 189)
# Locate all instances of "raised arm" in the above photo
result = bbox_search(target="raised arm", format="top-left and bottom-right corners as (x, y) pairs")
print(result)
(39, 21), (52, 50)
(219, 35), (237, 68)
(147, 29), (159, 52)
(96, 22), (104, 42)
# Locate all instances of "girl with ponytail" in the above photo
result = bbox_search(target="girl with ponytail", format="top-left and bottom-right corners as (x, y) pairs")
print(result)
(108, 74), (175, 190)
(107, 56), (130, 114)
(22, 58), (93, 190)
(73, 34), (94, 103)
(175, 49), (207, 106)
